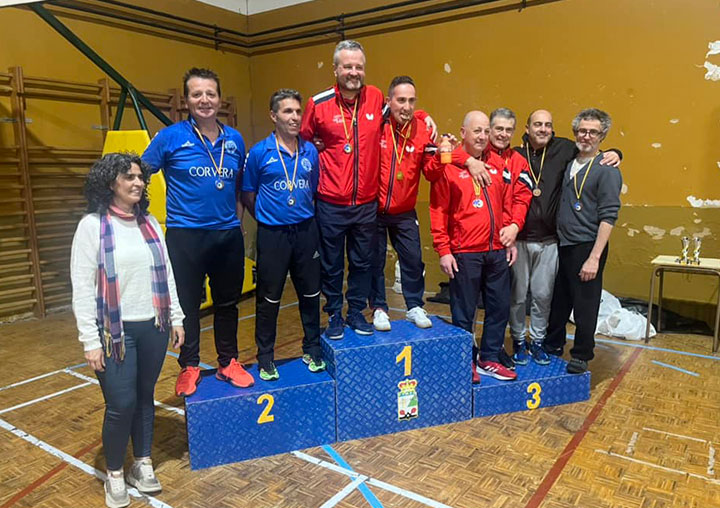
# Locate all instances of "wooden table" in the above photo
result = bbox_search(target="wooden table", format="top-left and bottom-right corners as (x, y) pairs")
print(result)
(645, 255), (720, 352)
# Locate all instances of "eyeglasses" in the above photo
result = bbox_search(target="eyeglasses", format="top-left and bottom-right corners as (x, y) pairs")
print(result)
(576, 128), (602, 138)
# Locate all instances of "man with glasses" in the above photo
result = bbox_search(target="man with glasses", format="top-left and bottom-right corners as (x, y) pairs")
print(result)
(542, 108), (622, 374)
(510, 110), (621, 367)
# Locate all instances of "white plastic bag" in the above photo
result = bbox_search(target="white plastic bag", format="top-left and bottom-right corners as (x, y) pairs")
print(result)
(571, 290), (656, 341)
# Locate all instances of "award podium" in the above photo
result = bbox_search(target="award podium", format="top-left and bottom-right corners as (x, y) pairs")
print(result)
(185, 358), (336, 469)
(473, 356), (590, 417)
(184, 317), (590, 469)
(321, 316), (473, 441)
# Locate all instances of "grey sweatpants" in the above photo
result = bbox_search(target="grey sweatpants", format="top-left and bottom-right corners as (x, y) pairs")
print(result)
(509, 240), (559, 343)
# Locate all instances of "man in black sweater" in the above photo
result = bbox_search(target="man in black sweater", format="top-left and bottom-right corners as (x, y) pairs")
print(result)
(542, 108), (622, 374)
(510, 110), (621, 367)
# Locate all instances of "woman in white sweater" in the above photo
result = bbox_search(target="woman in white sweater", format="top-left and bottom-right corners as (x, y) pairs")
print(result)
(71, 153), (185, 508)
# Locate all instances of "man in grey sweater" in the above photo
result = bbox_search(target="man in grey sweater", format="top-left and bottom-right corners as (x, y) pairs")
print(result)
(543, 108), (622, 374)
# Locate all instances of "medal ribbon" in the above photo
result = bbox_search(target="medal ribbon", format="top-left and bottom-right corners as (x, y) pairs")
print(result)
(192, 124), (225, 184)
(274, 133), (299, 192)
(573, 152), (600, 204)
(389, 119), (412, 166)
(338, 96), (358, 148)
(526, 145), (546, 188)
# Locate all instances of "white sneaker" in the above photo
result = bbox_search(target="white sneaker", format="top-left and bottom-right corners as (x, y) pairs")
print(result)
(104, 470), (130, 508)
(406, 307), (432, 329)
(392, 261), (402, 294)
(373, 308), (392, 331)
(126, 457), (162, 494)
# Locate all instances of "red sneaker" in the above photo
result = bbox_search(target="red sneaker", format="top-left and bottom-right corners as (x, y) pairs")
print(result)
(216, 358), (254, 388)
(175, 366), (201, 397)
(472, 359), (480, 384)
(477, 360), (517, 381)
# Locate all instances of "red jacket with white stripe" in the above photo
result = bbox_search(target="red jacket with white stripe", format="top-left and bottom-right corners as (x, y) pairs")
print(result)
(430, 154), (513, 257)
(300, 84), (384, 206)
(378, 116), (442, 215)
(452, 144), (533, 231)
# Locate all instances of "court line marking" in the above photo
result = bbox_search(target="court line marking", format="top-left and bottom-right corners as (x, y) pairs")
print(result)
(0, 437), (102, 508)
(322, 445), (384, 508)
(0, 382), (92, 415)
(200, 301), (299, 331)
(0, 416), (174, 507)
(642, 427), (709, 443)
(319, 476), (367, 508)
(524, 347), (642, 508)
(0, 362), (85, 393)
(292, 450), (454, 508)
(164, 351), (213, 370)
(595, 449), (720, 485)
(650, 360), (700, 377)
(625, 432), (639, 455)
(63, 368), (185, 416)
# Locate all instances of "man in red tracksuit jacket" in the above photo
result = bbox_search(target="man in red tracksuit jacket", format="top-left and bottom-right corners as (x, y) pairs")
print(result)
(300, 39), (384, 339)
(370, 75), (443, 332)
(430, 110), (520, 383)
(301, 40), (437, 340)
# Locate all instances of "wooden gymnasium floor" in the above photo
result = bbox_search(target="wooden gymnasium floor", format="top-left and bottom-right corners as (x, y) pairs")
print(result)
(1, 285), (719, 508)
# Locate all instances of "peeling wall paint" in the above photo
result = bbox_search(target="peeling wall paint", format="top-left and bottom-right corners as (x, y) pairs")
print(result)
(317, 61), (323, 69)
(443, 63), (452, 73)
(627, 228), (639, 237)
(669, 226), (685, 236)
(651, 143), (662, 148)
(643, 225), (666, 240)
(670, 118), (679, 124)
(686, 195), (720, 208)
(695, 227), (713, 238)
(703, 61), (720, 81)
(706, 40), (720, 57)
(621, 184), (628, 194)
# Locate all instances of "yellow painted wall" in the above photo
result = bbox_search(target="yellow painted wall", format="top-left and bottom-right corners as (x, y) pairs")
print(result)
(2, 0), (719, 317)
(0, 3), (252, 147)
(248, 0), (720, 314)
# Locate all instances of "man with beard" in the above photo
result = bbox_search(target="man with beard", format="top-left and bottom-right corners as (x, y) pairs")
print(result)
(300, 40), (440, 339)
(543, 108), (622, 374)
(509, 110), (620, 366)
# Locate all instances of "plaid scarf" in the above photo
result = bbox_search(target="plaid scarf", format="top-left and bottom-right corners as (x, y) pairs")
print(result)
(96, 205), (171, 362)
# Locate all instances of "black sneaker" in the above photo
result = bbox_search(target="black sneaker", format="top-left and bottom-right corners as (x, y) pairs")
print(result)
(512, 340), (530, 366)
(566, 358), (588, 374)
(498, 347), (516, 371)
(325, 314), (345, 340)
(346, 312), (374, 335)
(530, 341), (551, 366)
(542, 343), (563, 357)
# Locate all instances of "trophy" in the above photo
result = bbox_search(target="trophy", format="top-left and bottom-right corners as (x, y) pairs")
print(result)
(693, 236), (702, 265)
(677, 236), (690, 264)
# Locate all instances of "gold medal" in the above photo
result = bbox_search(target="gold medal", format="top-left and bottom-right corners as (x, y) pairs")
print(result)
(338, 98), (358, 156)
(396, 171), (404, 181)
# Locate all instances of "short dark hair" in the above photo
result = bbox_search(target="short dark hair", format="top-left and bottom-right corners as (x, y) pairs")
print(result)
(388, 75), (415, 97)
(269, 88), (302, 113)
(183, 67), (221, 98)
(572, 108), (612, 136)
(84, 152), (151, 215)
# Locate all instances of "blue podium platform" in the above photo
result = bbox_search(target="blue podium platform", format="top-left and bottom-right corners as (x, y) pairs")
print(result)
(184, 358), (336, 469)
(473, 356), (590, 417)
(322, 316), (473, 441)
